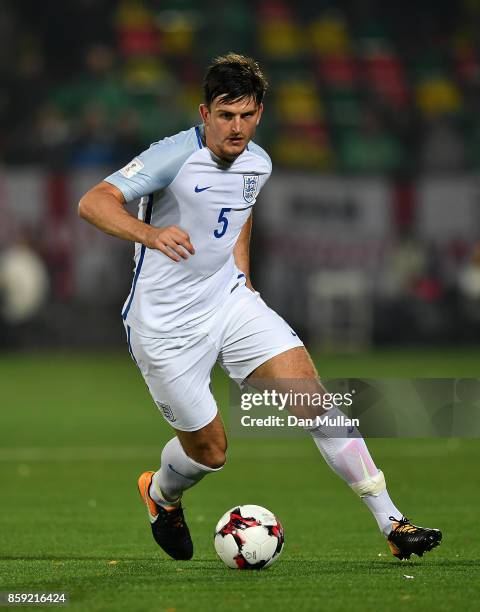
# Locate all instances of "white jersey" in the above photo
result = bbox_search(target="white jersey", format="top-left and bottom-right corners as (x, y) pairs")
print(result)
(105, 125), (272, 337)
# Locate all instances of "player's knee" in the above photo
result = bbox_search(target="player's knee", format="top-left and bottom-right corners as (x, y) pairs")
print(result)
(190, 441), (227, 470)
(202, 445), (227, 470)
(204, 453), (226, 470)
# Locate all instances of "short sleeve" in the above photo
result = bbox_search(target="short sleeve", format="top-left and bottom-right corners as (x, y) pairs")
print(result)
(104, 128), (197, 202)
(248, 141), (272, 174)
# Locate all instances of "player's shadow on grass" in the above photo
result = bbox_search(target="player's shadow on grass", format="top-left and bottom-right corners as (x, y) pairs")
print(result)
(373, 559), (477, 569)
(2, 556), (477, 571)
(0, 555), (167, 561)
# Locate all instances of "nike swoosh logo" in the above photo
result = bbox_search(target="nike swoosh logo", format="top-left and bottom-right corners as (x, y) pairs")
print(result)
(168, 463), (192, 480)
(147, 507), (158, 524)
(195, 185), (212, 193)
(290, 331), (297, 337)
(142, 480), (159, 523)
(359, 454), (371, 479)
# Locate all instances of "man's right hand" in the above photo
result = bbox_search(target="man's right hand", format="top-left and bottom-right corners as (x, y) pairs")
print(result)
(146, 226), (195, 262)
(78, 182), (195, 263)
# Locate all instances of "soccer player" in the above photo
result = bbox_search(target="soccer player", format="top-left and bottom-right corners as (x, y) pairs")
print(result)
(79, 54), (442, 562)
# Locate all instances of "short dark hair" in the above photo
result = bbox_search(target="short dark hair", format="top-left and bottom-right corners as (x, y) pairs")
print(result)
(203, 53), (268, 107)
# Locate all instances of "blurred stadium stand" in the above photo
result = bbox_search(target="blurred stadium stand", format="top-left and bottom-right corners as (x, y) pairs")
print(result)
(1, 0), (480, 349)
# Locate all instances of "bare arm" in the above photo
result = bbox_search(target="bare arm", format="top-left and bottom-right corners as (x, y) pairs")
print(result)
(78, 181), (194, 262)
(233, 214), (254, 291)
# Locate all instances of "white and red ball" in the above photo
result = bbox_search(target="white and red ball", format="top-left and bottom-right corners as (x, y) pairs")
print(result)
(214, 504), (284, 569)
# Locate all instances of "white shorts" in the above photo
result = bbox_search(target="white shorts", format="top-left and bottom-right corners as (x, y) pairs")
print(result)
(125, 285), (304, 432)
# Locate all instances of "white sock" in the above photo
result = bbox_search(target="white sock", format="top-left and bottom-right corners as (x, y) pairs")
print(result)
(361, 489), (403, 536)
(150, 436), (224, 506)
(310, 407), (402, 536)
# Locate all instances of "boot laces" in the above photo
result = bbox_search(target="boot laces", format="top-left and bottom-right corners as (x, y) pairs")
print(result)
(389, 516), (418, 534)
(162, 506), (185, 529)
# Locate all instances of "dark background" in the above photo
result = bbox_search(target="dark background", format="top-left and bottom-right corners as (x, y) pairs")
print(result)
(1, 0), (479, 350)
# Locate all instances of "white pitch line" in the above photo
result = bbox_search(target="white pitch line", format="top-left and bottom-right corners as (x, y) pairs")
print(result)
(0, 446), (161, 462)
(0, 443), (311, 462)
(0, 441), (455, 463)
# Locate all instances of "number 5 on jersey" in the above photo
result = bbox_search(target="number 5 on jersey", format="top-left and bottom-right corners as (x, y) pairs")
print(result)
(214, 208), (232, 238)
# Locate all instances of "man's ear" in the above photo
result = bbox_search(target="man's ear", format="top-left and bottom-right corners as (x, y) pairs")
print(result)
(199, 103), (209, 124)
(256, 103), (264, 126)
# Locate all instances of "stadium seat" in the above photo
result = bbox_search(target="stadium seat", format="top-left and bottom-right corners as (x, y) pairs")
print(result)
(415, 75), (463, 118)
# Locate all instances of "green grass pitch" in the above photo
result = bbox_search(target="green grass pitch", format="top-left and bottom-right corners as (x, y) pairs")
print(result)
(1, 349), (479, 611)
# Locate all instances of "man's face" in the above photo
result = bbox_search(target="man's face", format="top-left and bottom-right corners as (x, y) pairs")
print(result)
(199, 96), (263, 162)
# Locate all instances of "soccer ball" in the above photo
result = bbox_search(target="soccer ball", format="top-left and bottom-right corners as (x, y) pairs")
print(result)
(214, 504), (284, 569)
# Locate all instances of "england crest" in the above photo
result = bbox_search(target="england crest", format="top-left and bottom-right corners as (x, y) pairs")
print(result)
(155, 400), (176, 422)
(243, 174), (259, 204)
